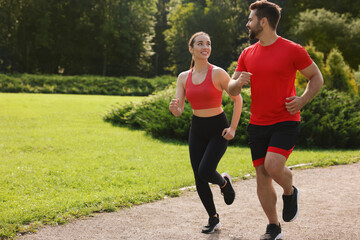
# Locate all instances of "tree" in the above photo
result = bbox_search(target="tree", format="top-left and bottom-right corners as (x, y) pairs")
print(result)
(57, 0), (157, 76)
(0, 0), (20, 72)
(0, 0), (157, 76)
(324, 48), (358, 95)
(151, 0), (171, 76)
(164, 0), (247, 75)
(290, 9), (360, 70)
(295, 42), (325, 89)
(355, 66), (360, 93)
(0, 0), (55, 73)
(274, 0), (360, 36)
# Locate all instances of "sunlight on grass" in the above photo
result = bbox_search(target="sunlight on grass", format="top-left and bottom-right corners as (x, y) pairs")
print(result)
(0, 93), (359, 238)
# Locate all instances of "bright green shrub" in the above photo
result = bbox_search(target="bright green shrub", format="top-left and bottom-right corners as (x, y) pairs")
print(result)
(227, 61), (238, 77)
(104, 86), (252, 145)
(295, 43), (325, 90)
(290, 8), (359, 70)
(324, 48), (358, 95)
(105, 86), (360, 149)
(123, 77), (155, 96)
(355, 66), (360, 95)
(300, 88), (360, 148)
(222, 89), (251, 145)
(226, 62), (250, 89)
(104, 87), (193, 141)
(0, 74), (176, 96)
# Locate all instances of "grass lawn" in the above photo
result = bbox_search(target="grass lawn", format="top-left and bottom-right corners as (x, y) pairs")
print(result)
(0, 93), (359, 238)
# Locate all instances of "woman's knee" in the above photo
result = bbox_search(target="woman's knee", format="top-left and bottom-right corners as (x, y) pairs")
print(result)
(198, 166), (213, 182)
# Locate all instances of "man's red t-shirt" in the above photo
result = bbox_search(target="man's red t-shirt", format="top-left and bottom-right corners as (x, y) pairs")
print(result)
(236, 37), (313, 125)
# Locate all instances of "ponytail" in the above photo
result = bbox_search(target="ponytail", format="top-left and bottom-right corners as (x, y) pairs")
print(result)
(190, 56), (194, 70)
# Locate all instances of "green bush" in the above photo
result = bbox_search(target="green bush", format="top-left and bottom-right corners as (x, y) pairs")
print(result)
(227, 61), (238, 77)
(104, 86), (252, 145)
(324, 48), (358, 95)
(226, 61), (250, 90)
(105, 86), (360, 149)
(355, 66), (360, 95)
(300, 88), (360, 148)
(222, 89), (251, 145)
(0, 74), (176, 96)
(295, 43), (325, 89)
(104, 87), (193, 141)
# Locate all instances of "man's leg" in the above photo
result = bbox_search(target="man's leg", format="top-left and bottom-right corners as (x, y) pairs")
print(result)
(264, 152), (293, 195)
(266, 121), (300, 195)
(255, 164), (279, 225)
(265, 151), (299, 223)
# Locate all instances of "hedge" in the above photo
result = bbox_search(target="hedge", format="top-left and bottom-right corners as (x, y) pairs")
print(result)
(104, 86), (360, 149)
(0, 74), (176, 96)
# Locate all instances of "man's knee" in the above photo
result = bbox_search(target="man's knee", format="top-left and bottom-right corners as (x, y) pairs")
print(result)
(264, 152), (287, 177)
(255, 165), (272, 184)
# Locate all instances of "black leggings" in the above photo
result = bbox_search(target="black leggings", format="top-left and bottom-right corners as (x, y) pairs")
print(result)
(188, 112), (229, 217)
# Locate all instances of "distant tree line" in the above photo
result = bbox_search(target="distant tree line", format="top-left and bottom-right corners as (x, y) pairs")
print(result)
(0, 0), (157, 76)
(0, 0), (359, 77)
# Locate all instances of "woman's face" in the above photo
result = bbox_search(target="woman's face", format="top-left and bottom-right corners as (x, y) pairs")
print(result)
(189, 34), (211, 60)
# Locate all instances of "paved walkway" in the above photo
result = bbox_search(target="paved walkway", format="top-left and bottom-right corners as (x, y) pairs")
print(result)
(19, 162), (360, 240)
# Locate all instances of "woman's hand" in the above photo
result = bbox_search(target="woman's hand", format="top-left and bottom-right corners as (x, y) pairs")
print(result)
(169, 98), (182, 117)
(222, 127), (236, 140)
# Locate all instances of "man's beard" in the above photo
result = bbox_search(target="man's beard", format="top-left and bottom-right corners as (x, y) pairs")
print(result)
(249, 22), (263, 40)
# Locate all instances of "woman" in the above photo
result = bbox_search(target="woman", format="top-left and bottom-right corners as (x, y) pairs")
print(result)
(169, 32), (243, 234)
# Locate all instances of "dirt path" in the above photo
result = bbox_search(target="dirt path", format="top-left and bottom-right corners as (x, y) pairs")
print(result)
(19, 163), (360, 240)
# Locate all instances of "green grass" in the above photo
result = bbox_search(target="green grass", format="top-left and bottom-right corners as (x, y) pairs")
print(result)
(0, 93), (359, 238)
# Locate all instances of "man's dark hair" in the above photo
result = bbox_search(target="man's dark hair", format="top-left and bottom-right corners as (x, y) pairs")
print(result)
(250, 0), (282, 30)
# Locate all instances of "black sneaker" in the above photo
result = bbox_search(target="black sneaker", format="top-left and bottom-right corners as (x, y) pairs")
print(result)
(201, 214), (221, 234)
(282, 185), (299, 222)
(220, 173), (235, 205)
(260, 223), (282, 240)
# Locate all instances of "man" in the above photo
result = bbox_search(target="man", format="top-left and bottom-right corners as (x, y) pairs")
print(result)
(228, 1), (323, 239)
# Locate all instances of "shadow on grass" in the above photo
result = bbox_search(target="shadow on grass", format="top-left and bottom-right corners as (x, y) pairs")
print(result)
(104, 120), (188, 146)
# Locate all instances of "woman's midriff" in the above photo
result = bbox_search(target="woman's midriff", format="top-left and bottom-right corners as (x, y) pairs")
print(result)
(192, 107), (224, 118)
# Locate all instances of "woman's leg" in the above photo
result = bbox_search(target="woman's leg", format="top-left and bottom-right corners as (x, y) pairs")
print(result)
(198, 135), (228, 186)
(189, 129), (217, 217)
(190, 133), (228, 217)
(188, 113), (229, 217)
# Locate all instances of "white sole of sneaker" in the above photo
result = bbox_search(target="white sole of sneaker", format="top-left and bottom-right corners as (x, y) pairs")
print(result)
(260, 232), (282, 240)
(203, 222), (221, 234)
(222, 173), (232, 184)
(289, 186), (300, 222)
(275, 232), (282, 239)
(212, 222), (221, 233)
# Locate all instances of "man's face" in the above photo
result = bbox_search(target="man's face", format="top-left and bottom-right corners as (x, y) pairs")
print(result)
(246, 10), (263, 40)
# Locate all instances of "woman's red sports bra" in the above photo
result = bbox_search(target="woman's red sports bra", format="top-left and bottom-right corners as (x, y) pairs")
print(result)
(185, 65), (223, 110)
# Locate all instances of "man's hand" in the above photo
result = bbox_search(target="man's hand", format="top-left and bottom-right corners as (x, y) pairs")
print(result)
(229, 71), (252, 96)
(237, 72), (252, 88)
(285, 96), (306, 115)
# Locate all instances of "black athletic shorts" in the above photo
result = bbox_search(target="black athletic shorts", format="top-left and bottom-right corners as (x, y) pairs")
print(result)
(247, 121), (300, 167)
